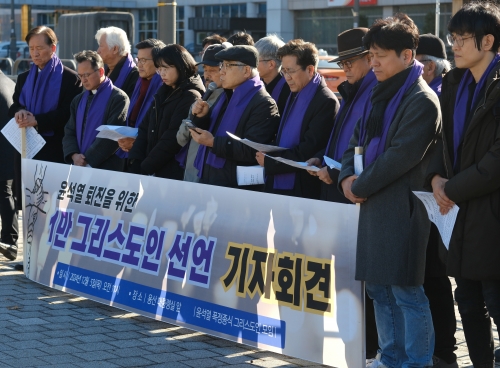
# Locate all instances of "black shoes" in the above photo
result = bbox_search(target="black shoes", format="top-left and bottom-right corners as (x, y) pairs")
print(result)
(0, 242), (17, 261)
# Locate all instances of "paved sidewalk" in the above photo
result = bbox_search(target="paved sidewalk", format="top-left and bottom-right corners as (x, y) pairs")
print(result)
(0, 218), (498, 367)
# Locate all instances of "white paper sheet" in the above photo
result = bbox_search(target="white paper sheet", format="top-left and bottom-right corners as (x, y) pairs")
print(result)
(1, 118), (46, 159)
(412, 191), (460, 249)
(323, 155), (342, 170)
(96, 125), (138, 141)
(226, 132), (287, 153)
(265, 155), (320, 172)
(236, 165), (265, 186)
(354, 154), (363, 176)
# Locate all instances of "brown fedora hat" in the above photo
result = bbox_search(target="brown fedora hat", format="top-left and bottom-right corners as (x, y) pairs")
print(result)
(329, 27), (370, 63)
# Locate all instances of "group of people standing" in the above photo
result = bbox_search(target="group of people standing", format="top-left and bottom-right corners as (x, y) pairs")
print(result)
(0, 1), (499, 367)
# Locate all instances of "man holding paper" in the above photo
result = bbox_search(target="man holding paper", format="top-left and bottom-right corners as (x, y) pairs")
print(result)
(117, 38), (165, 155)
(428, 3), (500, 366)
(62, 51), (129, 171)
(190, 45), (279, 188)
(307, 28), (376, 204)
(256, 39), (339, 199)
(338, 14), (441, 367)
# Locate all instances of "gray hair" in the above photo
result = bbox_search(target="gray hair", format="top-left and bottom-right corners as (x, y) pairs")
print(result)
(74, 50), (104, 70)
(423, 54), (451, 77)
(95, 26), (131, 56)
(254, 34), (285, 70)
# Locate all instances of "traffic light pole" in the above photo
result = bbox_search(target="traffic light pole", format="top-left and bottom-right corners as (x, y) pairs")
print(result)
(10, 0), (17, 60)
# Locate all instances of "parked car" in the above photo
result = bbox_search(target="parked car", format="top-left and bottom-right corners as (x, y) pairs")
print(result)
(0, 41), (29, 59)
(317, 50), (346, 98)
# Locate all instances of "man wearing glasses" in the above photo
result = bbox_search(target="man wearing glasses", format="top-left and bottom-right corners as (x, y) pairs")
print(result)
(190, 45), (279, 188)
(117, 39), (165, 155)
(255, 34), (291, 115)
(63, 51), (129, 171)
(256, 39), (339, 199)
(428, 3), (500, 367)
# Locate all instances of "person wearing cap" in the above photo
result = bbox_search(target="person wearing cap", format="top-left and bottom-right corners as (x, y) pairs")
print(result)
(338, 14), (441, 367)
(128, 44), (205, 179)
(176, 43), (228, 182)
(426, 3), (500, 367)
(255, 39), (339, 199)
(255, 34), (291, 115)
(416, 34), (451, 96)
(190, 45), (279, 188)
(117, 38), (165, 157)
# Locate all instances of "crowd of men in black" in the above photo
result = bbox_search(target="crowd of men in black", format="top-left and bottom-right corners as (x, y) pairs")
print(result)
(1, 2), (500, 367)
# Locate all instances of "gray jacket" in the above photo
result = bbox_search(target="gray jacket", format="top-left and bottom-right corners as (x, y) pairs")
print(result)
(63, 86), (129, 171)
(338, 77), (441, 286)
(176, 88), (224, 182)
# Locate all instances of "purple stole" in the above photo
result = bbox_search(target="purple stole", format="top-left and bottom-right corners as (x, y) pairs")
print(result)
(359, 61), (423, 168)
(193, 75), (264, 178)
(76, 78), (114, 154)
(113, 54), (136, 89)
(324, 70), (377, 162)
(274, 73), (322, 190)
(453, 53), (500, 168)
(19, 54), (63, 137)
(116, 73), (163, 159)
(429, 75), (442, 96)
(271, 74), (287, 102)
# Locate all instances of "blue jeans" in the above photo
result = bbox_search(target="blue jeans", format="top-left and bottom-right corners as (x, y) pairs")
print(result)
(366, 283), (435, 368)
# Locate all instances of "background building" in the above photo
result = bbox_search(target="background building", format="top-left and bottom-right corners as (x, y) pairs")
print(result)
(0, 0), (452, 56)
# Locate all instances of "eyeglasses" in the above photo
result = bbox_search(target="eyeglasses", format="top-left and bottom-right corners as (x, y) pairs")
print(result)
(77, 70), (99, 80)
(282, 67), (302, 78)
(219, 63), (246, 71)
(336, 54), (367, 69)
(135, 57), (153, 65)
(156, 65), (174, 75)
(446, 34), (475, 47)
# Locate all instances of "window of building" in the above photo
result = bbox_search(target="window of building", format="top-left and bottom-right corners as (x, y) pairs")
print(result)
(37, 13), (56, 29)
(394, 3), (452, 40)
(194, 4), (247, 18)
(257, 3), (267, 18)
(138, 7), (185, 46)
(296, 7), (382, 54)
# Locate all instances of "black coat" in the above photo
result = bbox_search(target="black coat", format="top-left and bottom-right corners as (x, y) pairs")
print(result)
(265, 73), (291, 116)
(129, 75), (205, 179)
(8, 65), (82, 163)
(193, 87), (280, 188)
(62, 86), (129, 171)
(428, 64), (500, 280)
(106, 55), (139, 98)
(264, 77), (339, 199)
(0, 71), (16, 181)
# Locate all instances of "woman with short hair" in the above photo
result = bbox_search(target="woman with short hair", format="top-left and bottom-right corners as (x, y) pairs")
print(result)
(128, 44), (205, 179)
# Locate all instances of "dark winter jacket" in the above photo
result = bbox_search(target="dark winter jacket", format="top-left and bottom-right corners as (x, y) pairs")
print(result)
(128, 75), (205, 179)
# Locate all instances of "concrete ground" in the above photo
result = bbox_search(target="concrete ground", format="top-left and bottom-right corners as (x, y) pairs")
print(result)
(0, 215), (498, 367)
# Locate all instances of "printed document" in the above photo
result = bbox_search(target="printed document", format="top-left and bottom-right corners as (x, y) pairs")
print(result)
(226, 132), (287, 153)
(413, 191), (460, 249)
(237, 166), (265, 186)
(323, 155), (342, 170)
(265, 155), (320, 172)
(1, 118), (46, 159)
(96, 126), (138, 141)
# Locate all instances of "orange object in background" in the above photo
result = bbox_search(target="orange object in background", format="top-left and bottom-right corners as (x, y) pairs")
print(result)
(317, 50), (346, 99)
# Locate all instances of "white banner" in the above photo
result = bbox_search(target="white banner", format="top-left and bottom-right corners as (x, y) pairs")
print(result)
(21, 159), (363, 367)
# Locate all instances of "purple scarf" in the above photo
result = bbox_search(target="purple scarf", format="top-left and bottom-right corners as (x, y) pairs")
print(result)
(76, 78), (114, 154)
(453, 53), (500, 168)
(325, 70), (377, 162)
(271, 74), (287, 102)
(360, 61), (424, 168)
(429, 75), (442, 96)
(19, 54), (63, 137)
(193, 75), (264, 178)
(116, 73), (163, 159)
(274, 73), (322, 190)
(113, 54), (136, 89)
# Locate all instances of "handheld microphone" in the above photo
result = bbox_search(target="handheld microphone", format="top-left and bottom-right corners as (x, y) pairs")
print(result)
(202, 82), (218, 101)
